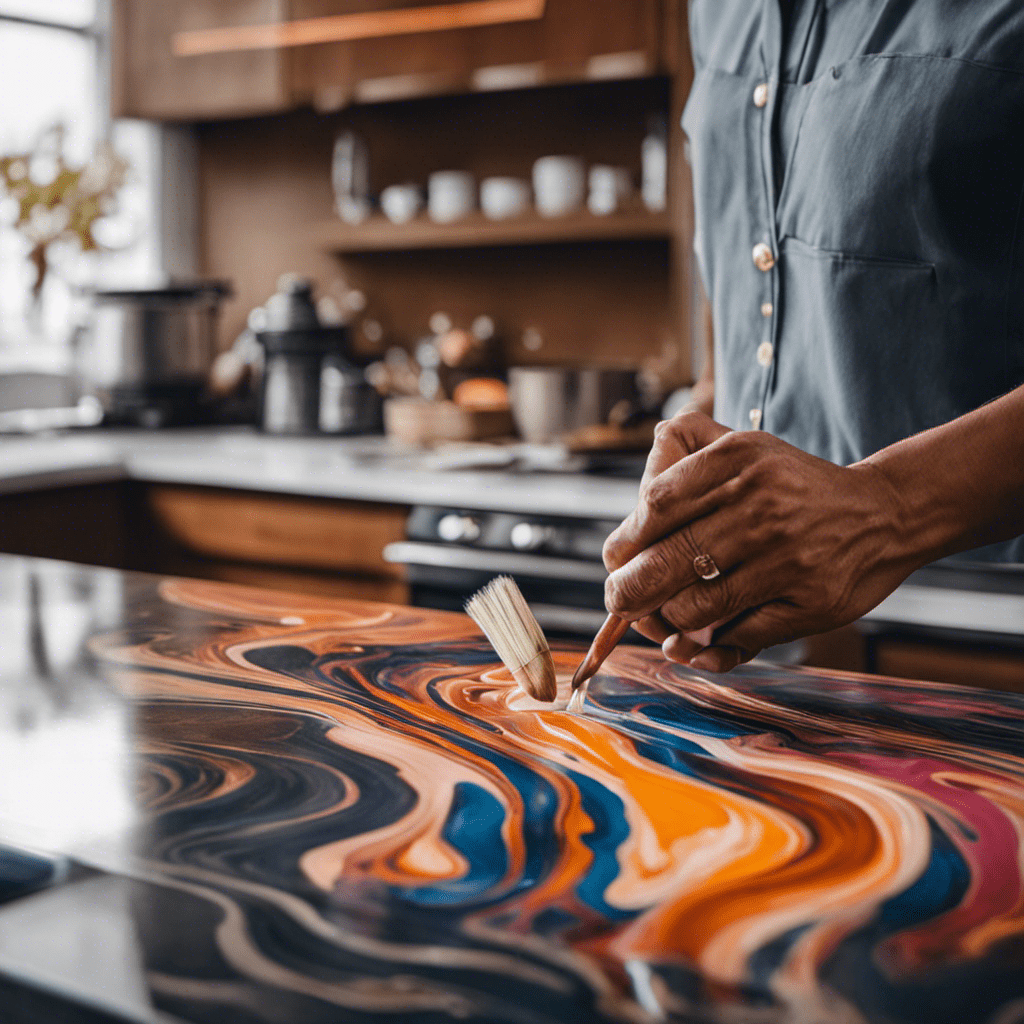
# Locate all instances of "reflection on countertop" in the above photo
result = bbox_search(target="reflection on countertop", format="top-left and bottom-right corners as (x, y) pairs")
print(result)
(0, 428), (642, 519)
(2, 555), (1024, 1023)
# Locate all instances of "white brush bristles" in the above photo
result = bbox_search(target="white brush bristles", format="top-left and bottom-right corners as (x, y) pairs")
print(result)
(465, 576), (557, 702)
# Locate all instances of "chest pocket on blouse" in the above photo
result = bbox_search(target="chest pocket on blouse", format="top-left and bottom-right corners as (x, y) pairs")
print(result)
(776, 53), (1024, 269)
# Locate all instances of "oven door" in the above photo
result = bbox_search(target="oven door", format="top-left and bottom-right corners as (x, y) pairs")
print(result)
(382, 541), (611, 636)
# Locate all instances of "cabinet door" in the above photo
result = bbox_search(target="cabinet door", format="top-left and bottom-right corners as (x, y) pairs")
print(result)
(289, 0), (667, 108)
(112, 0), (291, 120)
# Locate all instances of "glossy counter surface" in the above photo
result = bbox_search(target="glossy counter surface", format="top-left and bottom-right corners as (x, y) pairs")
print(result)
(2, 555), (1024, 1024)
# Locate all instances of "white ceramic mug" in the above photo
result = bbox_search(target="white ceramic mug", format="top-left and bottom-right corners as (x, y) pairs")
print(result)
(532, 156), (586, 217)
(480, 176), (531, 220)
(380, 183), (424, 224)
(428, 170), (476, 223)
(587, 165), (632, 216)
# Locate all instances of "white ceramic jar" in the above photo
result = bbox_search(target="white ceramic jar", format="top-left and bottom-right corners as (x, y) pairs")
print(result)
(532, 156), (586, 217)
(480, 176), (531, 220)
(427, 170), (476, 223)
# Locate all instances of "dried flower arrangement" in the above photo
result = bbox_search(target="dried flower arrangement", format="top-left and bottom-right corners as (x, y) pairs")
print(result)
(0, 125), (129, 301)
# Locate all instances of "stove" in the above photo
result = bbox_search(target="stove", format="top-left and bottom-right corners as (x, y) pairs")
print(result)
(384, 505), (619, 636)
(385, 506), (1024, 651)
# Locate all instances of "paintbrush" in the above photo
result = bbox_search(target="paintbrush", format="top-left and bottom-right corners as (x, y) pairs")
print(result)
(568, 613), (631, 710)
(465, 576), (557, 702)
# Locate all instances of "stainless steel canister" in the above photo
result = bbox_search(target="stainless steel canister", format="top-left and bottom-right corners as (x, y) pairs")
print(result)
(78, 283), (230, 423)
(81, 283), (229, 390)
(507, 367), (639, 444)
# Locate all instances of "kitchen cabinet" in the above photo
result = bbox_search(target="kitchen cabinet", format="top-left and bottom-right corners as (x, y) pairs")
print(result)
(0, 480), (409, 605)
(112, 0), (675, 120)
(146, 484), (410, 603)
(3, 554), (1024, 1023)
(289, 0), (668, 109)
(111, 0), (291, 121)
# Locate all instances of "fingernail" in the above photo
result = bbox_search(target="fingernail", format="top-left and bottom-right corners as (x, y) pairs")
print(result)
(689, 651), (719, 672)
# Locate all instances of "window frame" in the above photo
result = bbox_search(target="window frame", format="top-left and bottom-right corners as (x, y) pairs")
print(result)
(0, 11), (96, 34)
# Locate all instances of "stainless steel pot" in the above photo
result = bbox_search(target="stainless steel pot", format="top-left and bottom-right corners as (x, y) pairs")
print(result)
(78, 283), (230, 424)
(508, 367), (639, 444)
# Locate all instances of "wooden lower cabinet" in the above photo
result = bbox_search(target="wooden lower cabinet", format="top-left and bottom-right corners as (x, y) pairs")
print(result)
(145, 485), (410, 603)
(0, 481), (409, 604)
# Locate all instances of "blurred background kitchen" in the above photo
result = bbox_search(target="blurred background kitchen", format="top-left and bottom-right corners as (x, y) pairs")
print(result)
(0, 0), (1021, 689)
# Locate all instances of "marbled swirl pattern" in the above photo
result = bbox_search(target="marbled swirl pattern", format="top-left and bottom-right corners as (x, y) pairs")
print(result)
(90, 580), (1024, 1024)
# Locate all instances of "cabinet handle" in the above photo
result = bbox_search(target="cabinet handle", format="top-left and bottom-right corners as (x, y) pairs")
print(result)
(173, 0), (547, 57)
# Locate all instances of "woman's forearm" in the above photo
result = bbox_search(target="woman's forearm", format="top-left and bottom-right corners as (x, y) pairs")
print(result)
(863, 383), (1024, 563)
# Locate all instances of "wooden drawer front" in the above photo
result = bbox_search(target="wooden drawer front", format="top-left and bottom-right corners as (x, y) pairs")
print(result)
(148, 486), (408, 577)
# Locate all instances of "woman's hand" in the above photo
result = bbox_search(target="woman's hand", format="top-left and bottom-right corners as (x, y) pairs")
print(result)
(602, 412), (918, 671)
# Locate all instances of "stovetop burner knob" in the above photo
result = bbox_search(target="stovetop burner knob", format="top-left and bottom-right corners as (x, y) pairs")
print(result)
(438, 513), (481, 543)
(510, 522), (552, 551)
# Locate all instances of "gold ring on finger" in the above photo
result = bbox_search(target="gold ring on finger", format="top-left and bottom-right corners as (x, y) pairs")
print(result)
(693, 552), (721, 581)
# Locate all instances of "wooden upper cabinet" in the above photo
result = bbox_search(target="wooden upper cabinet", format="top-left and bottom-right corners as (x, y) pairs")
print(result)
(290, 0), (668, 108)
(112, 0), (291, 120)
(112, 0), (673, 121)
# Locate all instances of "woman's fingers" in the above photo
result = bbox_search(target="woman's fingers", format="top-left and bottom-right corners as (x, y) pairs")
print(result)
(711, 602), (817, 660)
(605, 424), (743, 572)
(605, 513), (753, 622)
(639, 411), (732, 493)
(655, 565), (772, 636)
(667, 604), (794, 672)
(601, 426), (918, 675)
(662, 631), (708, 664)
(628, 612), (675, 644)
(687, 645), (746, 672)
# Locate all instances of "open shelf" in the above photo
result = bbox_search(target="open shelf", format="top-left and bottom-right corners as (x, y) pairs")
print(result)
(314, 207), (672, 253)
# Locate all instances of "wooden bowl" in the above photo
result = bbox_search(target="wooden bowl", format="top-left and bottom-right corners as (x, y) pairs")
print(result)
(383, 397), (514, 446)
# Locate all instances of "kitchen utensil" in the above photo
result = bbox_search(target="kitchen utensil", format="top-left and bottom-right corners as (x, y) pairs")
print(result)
(319, 354), (382, 434)
(465, 575), (557, 702)
(78, 282), (230, 426)
(570, 613), (631, 707)
(254, 276), (352, 435)
(480, 176), (531, 220)
(428, 170), (476, 223)
(532, 156), (586, 217)
(587, 165), (632, 216)
(381, 183), (424, 224)
(507, 366), (639, 444)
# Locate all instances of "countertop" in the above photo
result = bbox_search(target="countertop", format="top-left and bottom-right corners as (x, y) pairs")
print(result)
(1, 430), (1023, 640)
(0, 429), (642, 519)
(2, 554), (1024, 1024)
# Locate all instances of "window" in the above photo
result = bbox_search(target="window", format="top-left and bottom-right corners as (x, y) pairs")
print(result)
(0, 2), (163, 373)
